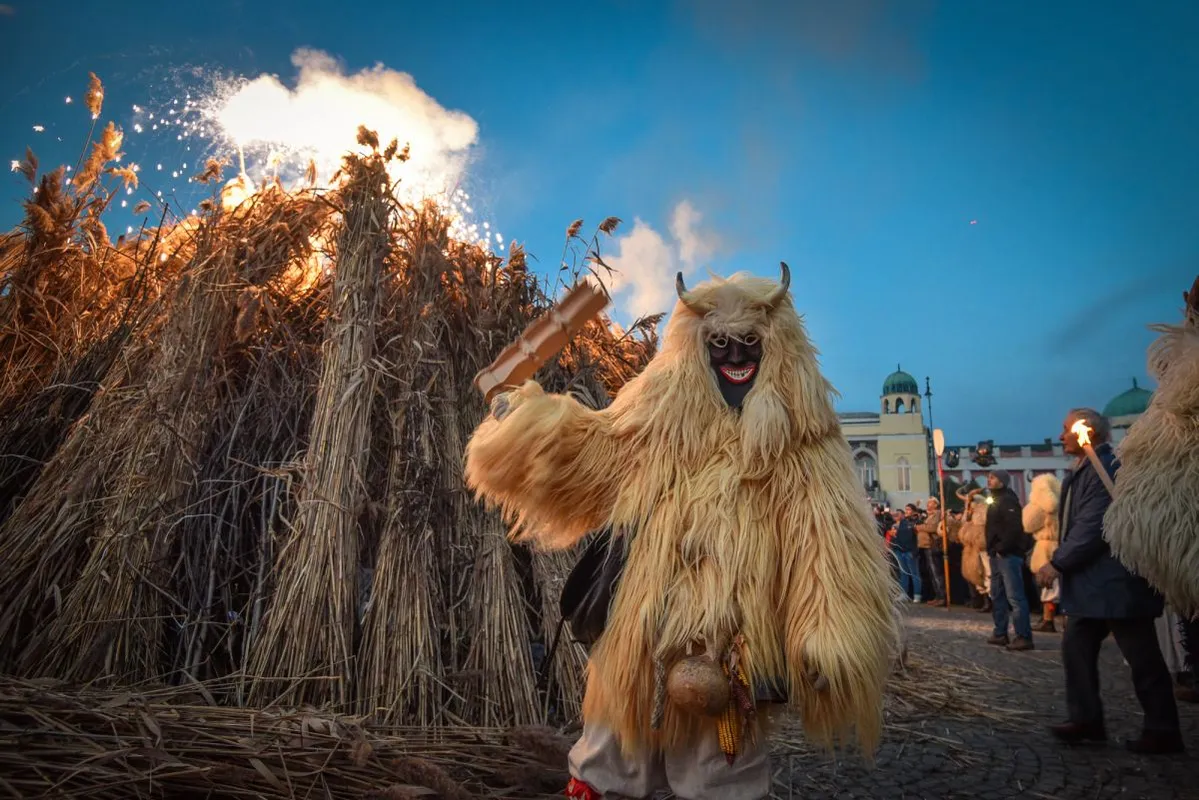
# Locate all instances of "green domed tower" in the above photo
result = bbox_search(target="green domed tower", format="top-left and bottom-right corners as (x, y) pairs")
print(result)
(881, 364), (921, 416)
(1102, 378), (1153, 419)
(1103, 378), (1153, 443)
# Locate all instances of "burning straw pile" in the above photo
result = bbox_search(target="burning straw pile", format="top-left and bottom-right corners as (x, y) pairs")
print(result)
(0, 73), (656, 752)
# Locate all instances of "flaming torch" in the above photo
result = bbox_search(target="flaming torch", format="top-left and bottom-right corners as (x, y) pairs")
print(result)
(1070, 419), (1117, 496)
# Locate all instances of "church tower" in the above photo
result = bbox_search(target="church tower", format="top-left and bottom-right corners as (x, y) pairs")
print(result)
(881, 364), (921, 417)
(876, 365), (931, 504)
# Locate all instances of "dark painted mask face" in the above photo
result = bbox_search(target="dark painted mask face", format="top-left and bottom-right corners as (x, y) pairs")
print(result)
(707, 332), (762, 409)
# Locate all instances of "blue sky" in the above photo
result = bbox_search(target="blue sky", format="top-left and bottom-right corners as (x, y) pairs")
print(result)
(2, 0), (1196, 444)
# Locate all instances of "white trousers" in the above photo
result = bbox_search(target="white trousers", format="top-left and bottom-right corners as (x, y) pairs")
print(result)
(980, 552), (992, 594)
(1039, 578), (1060, 604)
(568, 721), (772, 800)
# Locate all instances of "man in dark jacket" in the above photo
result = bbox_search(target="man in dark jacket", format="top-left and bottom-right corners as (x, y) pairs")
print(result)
(890, 508), (922, 602)
(985, 468), (1034, 651)
(1035, 408), (1183, 755)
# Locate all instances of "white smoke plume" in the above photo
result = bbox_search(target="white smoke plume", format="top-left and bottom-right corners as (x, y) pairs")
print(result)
(603, 199), (723, 319)
(208, 48), (479, 202)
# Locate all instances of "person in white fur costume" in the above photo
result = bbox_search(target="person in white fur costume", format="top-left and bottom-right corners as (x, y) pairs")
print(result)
(1105, 276), (1199, 619)
(1023, 474), (1062, 632)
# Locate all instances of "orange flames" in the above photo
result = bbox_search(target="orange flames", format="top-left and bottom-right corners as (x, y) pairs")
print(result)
(1070, 419), (1093, 447)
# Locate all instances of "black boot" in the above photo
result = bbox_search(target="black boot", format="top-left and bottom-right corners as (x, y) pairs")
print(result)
(1175, 684), (1199, 704)
(1125, 730), (1185, 755)
(1049, 721), (1107, 744)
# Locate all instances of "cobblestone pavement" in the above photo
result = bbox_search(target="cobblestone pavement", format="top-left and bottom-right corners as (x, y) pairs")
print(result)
(765, 603), (1197, 800)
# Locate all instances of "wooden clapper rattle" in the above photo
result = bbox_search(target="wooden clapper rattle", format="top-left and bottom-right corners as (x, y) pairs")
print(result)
(473, 280), (611, 404)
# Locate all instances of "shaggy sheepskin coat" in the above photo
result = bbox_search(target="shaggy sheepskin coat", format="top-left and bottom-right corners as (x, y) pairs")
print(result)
(1105, 276), (1199, 618)
(464, 272), (898, 756)
(1023, 474), (1061, 574)
(957, 498), (988, 589)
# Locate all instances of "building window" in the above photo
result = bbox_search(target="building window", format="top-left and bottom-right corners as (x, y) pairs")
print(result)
(855, 452), (877, 490)
(883, 399), (890, 414)
(910, 397), (919, 414)
(897, 457), (911, 492)
(895, 398), (906, 414)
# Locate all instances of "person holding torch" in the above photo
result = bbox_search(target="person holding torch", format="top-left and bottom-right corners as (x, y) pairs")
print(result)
(1036, 408), (1183, 755)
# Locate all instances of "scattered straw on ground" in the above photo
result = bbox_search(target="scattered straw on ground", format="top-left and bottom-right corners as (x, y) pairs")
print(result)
(0, 653), (1033, 798)
(0, 676), (573, 799)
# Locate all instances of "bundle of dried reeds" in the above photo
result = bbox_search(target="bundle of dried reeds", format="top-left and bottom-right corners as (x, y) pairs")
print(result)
(248, 147), (393, 709)
(7, 179), (334, 685)
(355, 213), (460, 725)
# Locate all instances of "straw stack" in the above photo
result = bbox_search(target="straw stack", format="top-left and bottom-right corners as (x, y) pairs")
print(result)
(0, 75), (659, 731)
(249, 149), (392, 709)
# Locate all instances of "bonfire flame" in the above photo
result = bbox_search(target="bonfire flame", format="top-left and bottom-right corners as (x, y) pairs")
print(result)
(1070, 419), (1092, 447)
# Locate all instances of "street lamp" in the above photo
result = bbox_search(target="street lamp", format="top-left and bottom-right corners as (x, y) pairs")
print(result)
(972, 440), (996, 468)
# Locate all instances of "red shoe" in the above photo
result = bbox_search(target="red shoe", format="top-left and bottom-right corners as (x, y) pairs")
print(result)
(565, 777), (600, 800)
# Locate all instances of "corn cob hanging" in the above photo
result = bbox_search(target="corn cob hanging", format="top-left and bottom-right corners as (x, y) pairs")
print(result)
(717, 677), (741, 765)
(716, 636), (755, 765)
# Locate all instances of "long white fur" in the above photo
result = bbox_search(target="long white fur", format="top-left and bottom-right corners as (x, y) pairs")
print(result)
(1105, 283), (1199, 617)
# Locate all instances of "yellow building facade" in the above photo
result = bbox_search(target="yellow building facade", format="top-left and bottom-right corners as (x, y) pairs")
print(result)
(839, 366), (932, 509)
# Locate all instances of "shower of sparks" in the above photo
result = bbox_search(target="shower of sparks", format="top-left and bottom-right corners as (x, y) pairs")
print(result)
(11, 53), (506, 254)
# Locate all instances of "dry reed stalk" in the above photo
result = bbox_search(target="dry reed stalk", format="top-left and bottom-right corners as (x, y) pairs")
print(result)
(248, 153), (391, 708)
(358, 517), (445, 724)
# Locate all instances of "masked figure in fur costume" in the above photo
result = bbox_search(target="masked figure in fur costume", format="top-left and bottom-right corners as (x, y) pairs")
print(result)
(465, 266), (898, 800)
(1105, 276), (1199, 618)
(1024, 474), (1062, 632)
(956, 487), (992, 612)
